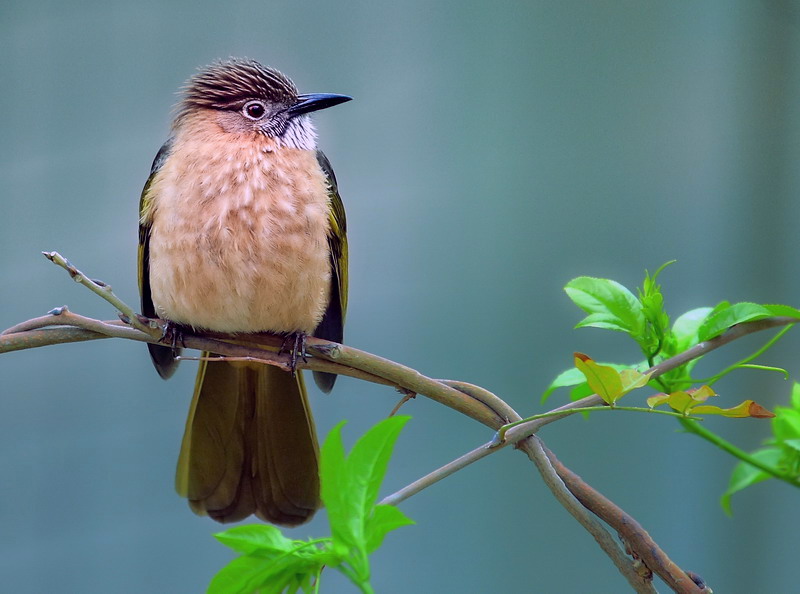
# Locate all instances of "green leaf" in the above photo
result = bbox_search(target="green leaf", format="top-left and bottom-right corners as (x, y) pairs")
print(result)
(573, 312), (633, 333)
(542, 363), (633, 403)
(320, 416), (412, 583)
(670, 307), (713, 353)
(320, 420), (355, 557)
(569, 381), (594, 406)
(215, 525), (296, 556)
(207, 556), (276, 594)
(782, 439), (800, 453)
(698, 302), (774, 341)
(763, 304), (800, 319)
(564, 277), (645, 338)
(209, 419), (413, 594)
(541, 367), (586, 403)
(347, 416), (411, 518)
(364, 505), (415, 554)
(721, 447), (783, 515)
(637, 261), (674, 355)
(207, 554), (313, 594)
(771, 407), (800, 441)
(791, 382), (800, 410)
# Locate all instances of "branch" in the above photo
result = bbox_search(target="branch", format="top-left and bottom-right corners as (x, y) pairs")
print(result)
(42, 251), (157, 336)
(522, 436), (659, 594)
(542, 445), (707, 594)
(10, 253), (787, 591)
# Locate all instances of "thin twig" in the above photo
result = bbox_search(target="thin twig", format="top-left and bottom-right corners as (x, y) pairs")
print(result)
(42, 251), (156, 335)
(379, 438), (499, 507)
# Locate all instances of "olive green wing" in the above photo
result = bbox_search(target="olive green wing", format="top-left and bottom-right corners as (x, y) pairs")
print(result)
(312, 150), (348, 393)
(139, 139), (180, 379)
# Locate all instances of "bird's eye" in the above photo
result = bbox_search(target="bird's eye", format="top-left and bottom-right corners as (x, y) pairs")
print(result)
(243, 101), (267, 120)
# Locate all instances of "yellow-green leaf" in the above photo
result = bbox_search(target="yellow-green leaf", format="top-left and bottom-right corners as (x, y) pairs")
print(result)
(647, 393), (670, 408)
(619, 368), (652, 392)
(665, 390), (695, 413)
(693, 400), (776, 419)
(574, 353), (623, 405)
(690, 385), (715, 403)
(657, 386), (718, 414)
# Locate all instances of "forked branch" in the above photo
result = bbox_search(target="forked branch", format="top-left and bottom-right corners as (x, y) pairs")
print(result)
(9, 252), (790, 592)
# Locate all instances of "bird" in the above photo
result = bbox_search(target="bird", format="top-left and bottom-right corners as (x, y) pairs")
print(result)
(137, 58), (350, 525)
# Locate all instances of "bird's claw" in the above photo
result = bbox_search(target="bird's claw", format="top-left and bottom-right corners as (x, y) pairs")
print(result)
(162, 321), (187, 351)
(281, 331), (308, 375)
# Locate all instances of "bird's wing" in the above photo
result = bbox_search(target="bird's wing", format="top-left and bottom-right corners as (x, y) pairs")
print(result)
(312, 150), (348, 393)
(139, 138), (180, 379)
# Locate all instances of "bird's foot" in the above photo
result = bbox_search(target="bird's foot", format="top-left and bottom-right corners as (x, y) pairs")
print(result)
(161, 320), (188, 351)
(280, 331), (308, 375)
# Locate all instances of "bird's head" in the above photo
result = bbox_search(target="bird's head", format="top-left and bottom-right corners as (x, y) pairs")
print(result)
(175, 58), (351, 149)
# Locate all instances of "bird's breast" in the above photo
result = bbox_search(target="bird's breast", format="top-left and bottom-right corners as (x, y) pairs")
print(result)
(146, 130), (332, 334)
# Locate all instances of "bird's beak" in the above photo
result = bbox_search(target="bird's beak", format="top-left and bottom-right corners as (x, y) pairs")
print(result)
(286, 93), (352, 117)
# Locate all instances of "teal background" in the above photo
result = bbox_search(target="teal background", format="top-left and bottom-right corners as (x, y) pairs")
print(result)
(1, 1), (799, 592)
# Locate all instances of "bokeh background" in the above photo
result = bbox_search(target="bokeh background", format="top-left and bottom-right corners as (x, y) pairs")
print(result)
(2, 1), (799, 592)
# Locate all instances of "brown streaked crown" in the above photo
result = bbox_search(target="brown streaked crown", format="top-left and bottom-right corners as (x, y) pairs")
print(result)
(177, 58), (298, 117)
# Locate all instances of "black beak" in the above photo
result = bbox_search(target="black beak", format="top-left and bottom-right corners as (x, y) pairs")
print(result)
(286, 93), (352, 117)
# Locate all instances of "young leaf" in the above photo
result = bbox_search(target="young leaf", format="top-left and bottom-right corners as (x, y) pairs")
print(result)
(637, 261), (674, 355)
(574, 353), (623, 405)
(646, 393), (670, 408)
(542, 363), (633, 403)
(573, 353), (649, 405)
(564, 277), (646, 338)
(619, 368), (652, 392)
(648, 386), (716, 414)
(692, 400), (776, 419)
(649, 386), (775, 419)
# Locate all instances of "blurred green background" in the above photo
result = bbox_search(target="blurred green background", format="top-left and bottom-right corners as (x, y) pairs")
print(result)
(2, 1), (799, 592)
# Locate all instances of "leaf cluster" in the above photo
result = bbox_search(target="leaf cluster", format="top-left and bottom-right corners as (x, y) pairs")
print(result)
(209, 417), (414, 594)
(722, 383), (800, 513)
(547, 264), (800, 509)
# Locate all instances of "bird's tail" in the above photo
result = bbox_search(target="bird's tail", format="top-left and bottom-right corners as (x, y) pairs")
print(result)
(175, 354), (320, 525)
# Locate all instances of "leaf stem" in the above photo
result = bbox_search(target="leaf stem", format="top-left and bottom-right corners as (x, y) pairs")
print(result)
(337, 564), (375, 594)
(679, 418), (800, 487)
(699, 325), (793, 386)
(495, 405), (696, 443)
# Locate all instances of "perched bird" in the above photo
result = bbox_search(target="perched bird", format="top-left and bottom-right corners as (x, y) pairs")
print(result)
(138, 59), (350, 525)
